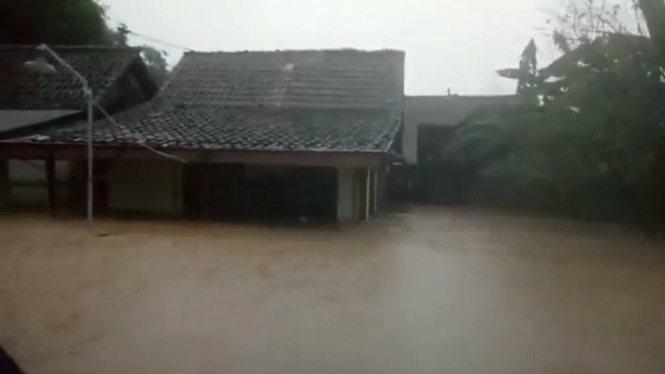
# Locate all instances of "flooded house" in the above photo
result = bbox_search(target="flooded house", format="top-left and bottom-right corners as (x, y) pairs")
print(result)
(1, 49), (405, 222)
(0, 45), (157, 211)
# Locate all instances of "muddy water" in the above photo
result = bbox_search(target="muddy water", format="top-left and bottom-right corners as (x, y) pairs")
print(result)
(0, 207), (664, 374)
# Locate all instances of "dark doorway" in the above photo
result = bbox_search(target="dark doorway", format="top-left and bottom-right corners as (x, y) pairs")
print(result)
(242, 166), (337, 221)
(387, 124), (471, 205)
(183, 163), (243, 220)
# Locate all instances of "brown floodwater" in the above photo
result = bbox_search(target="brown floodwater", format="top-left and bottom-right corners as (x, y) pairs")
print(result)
(0, 207), (664, 374)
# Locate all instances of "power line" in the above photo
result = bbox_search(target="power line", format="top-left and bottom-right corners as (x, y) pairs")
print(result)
(122, 29), (261, 105)
(126, 30), (194, 52)
(94, 103), (188, 163)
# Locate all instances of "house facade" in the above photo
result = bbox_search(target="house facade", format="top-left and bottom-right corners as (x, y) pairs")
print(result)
(2, 49), (405, 222)
(0, 45), (157, 210)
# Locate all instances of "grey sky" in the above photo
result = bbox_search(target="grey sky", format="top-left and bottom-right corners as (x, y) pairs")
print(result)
(104, 0), (556, 95)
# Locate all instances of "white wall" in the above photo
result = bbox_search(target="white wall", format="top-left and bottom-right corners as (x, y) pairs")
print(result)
(109, 160), (182, 215)
(403, 95), (517, 164)
(403, 97), (453, 164)
(337, 168), (356, 222)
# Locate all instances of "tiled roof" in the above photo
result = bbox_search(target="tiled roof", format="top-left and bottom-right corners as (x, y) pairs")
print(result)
(0, 45), (142, 110)
(23, 49), (405, 153)
(30, 99), (402, 152)
(162, 49), (405, 109)
(0, 109), (78, 132)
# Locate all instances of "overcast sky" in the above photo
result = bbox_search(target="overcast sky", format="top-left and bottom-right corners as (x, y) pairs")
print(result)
(103, 0), (559, 95)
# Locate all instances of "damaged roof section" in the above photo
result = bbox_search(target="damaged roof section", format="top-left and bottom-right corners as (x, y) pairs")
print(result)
(27, 49), (406, 153)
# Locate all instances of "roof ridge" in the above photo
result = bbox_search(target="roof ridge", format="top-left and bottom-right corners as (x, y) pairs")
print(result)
(184, 48), (405, 55)
(407, 95), (516, 99)
(0, 44), (140, 52)
(155, 46), (404, 111)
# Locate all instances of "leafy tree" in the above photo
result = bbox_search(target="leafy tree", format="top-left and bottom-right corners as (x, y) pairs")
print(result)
(637, 0), (665, 232)
(140, 46), (170, 85)
(0, 1), (169, 85)
(497, 39), (539, 95)
(0, 0), (110, 45)
(445, 1), (665, 228)
(111, 23), (170, 85)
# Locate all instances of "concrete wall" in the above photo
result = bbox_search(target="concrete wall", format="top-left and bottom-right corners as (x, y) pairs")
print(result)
(337, 168), (381, 222)
(109, 160), (182, 215)
(403, 97), (456, 164)
(337, 168), (356, 221)
(403, 95), (517, 164)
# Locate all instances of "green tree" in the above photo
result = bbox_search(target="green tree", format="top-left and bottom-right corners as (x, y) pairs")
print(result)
(0, 1), (169, 86)
(497, 39), (539, 95)
(112, 23), (170, 85)
(140, 46), (170, 85)
(637, 0), (665, 233)
(0, 0), (110, 44)
(445, 1), (665, 226)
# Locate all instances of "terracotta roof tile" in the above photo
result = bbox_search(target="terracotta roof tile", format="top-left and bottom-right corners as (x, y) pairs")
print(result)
(33, 99), (402, 152)
(0, 45), (141, 110)
(27, 49), (405, 152)
(162, 49), (404, 109)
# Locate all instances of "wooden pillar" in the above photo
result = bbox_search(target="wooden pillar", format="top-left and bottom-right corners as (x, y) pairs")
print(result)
(353, 168), (363, 221)
(46, 155), (56, 216)
(200, 165), (212, 219)
(377, 167), (387, 214)
(96, 161), (110, 215)
(371, 169), (378, 215)
(232, 165), (242, 213)
(367, 168), (375, 216)
(364, 168), (370, 220)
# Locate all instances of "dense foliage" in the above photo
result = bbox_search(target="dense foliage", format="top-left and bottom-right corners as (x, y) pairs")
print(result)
(445, 1), (665, 231)
(0, 0), (168, 85)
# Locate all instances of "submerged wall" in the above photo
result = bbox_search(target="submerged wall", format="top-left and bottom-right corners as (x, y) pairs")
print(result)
(337, 167), (381, 222)
(337, 168), (356, 221)
(7, 160), (68, 207)
(108, 160), (183, 215)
